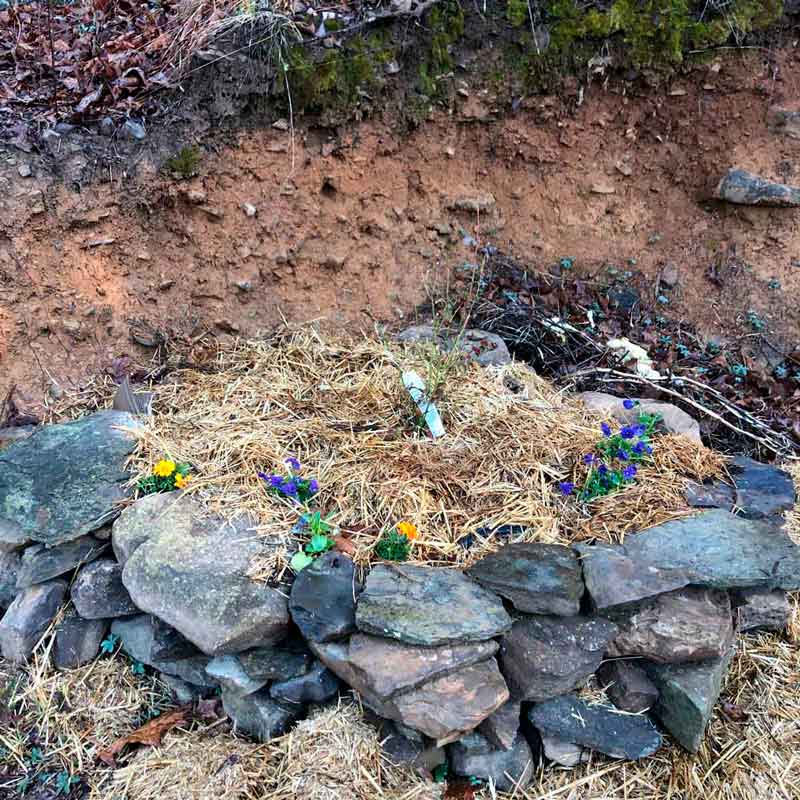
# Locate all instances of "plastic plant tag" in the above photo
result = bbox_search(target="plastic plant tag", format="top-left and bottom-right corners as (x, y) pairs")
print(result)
(402, 370), (445, 438)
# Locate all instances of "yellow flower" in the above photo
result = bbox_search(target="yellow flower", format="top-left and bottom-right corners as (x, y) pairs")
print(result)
(153, 460), (176, 478)
(174, 473), (191, 489)
(396, 521), (419, 541)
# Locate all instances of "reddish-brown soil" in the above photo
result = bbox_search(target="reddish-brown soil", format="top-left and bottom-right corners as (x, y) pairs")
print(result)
(2, 48), (800, 409)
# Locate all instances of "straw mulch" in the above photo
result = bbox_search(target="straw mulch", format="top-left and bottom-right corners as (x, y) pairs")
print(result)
(129, 329), (724, 570)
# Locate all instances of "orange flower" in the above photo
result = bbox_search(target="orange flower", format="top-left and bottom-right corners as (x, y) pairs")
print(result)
(396, 521), (419, 541)
(174, 473), (191, 490)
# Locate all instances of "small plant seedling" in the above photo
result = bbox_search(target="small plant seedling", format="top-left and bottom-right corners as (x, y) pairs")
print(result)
(164, 146), (202, 179)
(746, 310), (766, 332)
(375, 530), (412, 561)
(100, 633), (119, 654)
(28, 747), (44, 765)
(290, 551), (315, 573)
(55, 771), (79, 796)
(131, 661), (146, 676)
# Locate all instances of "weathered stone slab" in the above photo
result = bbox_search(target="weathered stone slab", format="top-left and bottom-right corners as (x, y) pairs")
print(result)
(53, 610), (108, 669)
(71, 558), (138, 618)
(730, 456), (796, 520)
(397, 325), (511, 367)
(238, 641), (313, 682)
(449, 732), (533, 791)
(0, 550), (21, 608)
(0, 580), (67, 663)
(684, 480), (735, 510)
(732, 588), (791, 632)
(206, 655), (267, 695)
(112, 491), (184, 567)
(0, 411), (141, 548)
(355, 564), (511, 646)
(597, 660), (659, 713)
(269, 660), (339, 705)
(222, 688), (298, 742)
(540, 735), (586, 767)
(479, 699), (521, 751)
(16, 535), (107, 589)
(714, 168), (800, 207)
(467, 543), (583, 615)
(499, 615), (618, 701)
(528, 695), (662, 761)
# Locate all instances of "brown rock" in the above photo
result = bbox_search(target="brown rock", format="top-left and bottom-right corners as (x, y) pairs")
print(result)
(479, 698), (520, 750)
(597, 660), (659, 713)
(732, 588), (791, 632)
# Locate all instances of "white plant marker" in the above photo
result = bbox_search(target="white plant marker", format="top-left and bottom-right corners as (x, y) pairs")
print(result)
(402, 370), (445, 438)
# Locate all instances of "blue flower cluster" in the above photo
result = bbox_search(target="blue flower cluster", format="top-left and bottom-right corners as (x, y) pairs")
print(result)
(259, 458), (318, 503)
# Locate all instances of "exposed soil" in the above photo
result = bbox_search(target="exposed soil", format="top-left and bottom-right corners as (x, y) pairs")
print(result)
(2, 46), (800, 411)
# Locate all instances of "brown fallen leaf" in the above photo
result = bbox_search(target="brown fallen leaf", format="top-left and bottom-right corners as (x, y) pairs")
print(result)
(444, 780), (475, 800)
(333, 534), (357, 557)
(721, 701), (749, 723)
(98, 706), (191, 766)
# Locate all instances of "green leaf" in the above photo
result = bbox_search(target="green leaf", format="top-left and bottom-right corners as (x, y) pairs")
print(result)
(28, 747), (44, 765)
(290, 551), (314, 572)
(100, 633), (118, 654)
(131, 661), (146, 676)
(306, 533), (333, 554)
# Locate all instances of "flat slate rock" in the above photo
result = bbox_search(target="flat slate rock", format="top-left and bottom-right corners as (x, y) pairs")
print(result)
(238, 641), (313, 682)
(714, 168), (800, 207)
(540, 734), (587, 768)
(597, 660), (659, 713)
(684, 480), (735, 510)
(730, 456), (796, 520)
(111, 491), (184, 567)
(289, 551), (362, 642)
(16, 535), (107, 589)
(575, 542), (691, 611)
(0, 410), (141, 549)
(312, 633), (498, 702)
(53, 610), (109, 669)
(222, 687), (298, 742)
(467, 543), (583, 616)
(0, 550), (21, 608)
(0, 580), (68, 663)
(355, 564), (511, 646)
(607, 587), (733, 664)
(449, 732), (533, 792)
(732, 587), (791, 632)
(620, 510), (800, 591)
(71, 558), (138, 618)
(206, 655), (267, 695)
(366, 715), (445, 772)
(646, 647), (735, 753)
(269, 660), (339, 705)
(500, 615), (618, 701)
(122, 496), (289, 655)
(528, 695), (662, 761)
(479, 699), (521, 751)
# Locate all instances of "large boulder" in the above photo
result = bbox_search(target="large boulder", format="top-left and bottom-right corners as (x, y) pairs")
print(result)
(0, 411), (141, 549)
(467, 543), (583, 616)
(646, 647), (735, 753)
(53, 610), (109, 669)
(111, 491), (184, 567)
(714, 168), (800, 207)
(449, 732), (533, 791)
(499, 615), (618, 701)
(121, 496), (289, 655)
(0, 580), (67, 663)
(71, 558), (138, 619)
(289, 551), (362, 642)
(0, 550), (21, 608)
(355, 564), (511, 646)
(222, 688), (298, 742)
(607, 587), (733, 664)
(528, 695), (662, 761)
(15, 535), (107, 589)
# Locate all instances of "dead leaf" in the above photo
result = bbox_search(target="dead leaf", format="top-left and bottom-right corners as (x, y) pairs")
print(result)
(75, 86), (103, 114)
(444, 780), (476, 800)
(333, 534), (357, 556)
(721, 701), (749, 722)
(98, 706), (191, 766)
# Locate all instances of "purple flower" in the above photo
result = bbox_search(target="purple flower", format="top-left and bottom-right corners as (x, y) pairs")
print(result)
(645, 444), (653, 455)
(620, 426), (636, 440)
(598, 464), (608, 476)
(269, 475), (285, 489)
(617, 450), (629, 461)
(623, 399), (636, 410)
(309, 479), (319, 494)
(281, 480), (299, 497)
(284, 457), (301, 472)
(583, 453), (595, 465)
(623, 465), (638, 480)
(633, 424), (646, 437)
(559, 482), (575, 496)
(257, 471), (269, 482)
(601, 422), (612, 438)
(633, 441), (646, 455)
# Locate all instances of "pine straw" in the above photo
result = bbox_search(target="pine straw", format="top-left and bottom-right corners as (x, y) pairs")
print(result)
(130, 329), (724, 570)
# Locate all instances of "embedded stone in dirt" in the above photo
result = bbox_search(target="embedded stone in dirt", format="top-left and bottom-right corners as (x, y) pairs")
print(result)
(446, 193), (496, 213)
(0, 550), (21, 608)
(607, 587), (734, 664)
(222, 687), (298, 742)
(396, 325), (511, 367)
(768, 107), (800, 139)
(0, 410), (141, 549)
(467, 543), (584, 615)
(16, 535), (107, 589)
(355, 564), (511, 646)
(620, 509), (800, 591)
(112, 491), (184, 567)
(311, 633), (498, 702)
(71, 558), (138, 619)
(499, 615), (618, 701)
(729, 455), (796, 520)
(597, 660), (660, 713)
(646, 647), (735, 753)
(528, 695), (662, 761)
(479, 698), (521, 751)
(732, 588), (791, 632)
(449, 731), (533, 792)
(238, 641), (313, 683)
(714, 168), (800, 207)
(575, 542), (691, 611)
(0, 579), (67, 663)
(289, 550), (362, 643)
(205, 655), (267, 696)
(121, 497), (290, 655)
(53, 610), (109, 670)
(269, 660), (340, 705)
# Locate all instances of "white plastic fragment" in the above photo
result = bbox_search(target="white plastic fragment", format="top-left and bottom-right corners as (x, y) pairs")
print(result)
(606, 337), (662, 380)
(402, 370), (445, 438)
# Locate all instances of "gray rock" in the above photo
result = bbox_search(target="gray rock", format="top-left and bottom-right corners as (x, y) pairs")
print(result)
(575, 542), (691, 611)
(528, 695), (662, 761)
(121, 496), (289, 655)
(16, 536), (107, 588)
(160, 674), (204, 705)
(479, 699), (520, 750)
(311, 633), (498, 702)
(53, 610), (108, 669)
(467, 543), (583, 616)
(449, 732), (533, 792)
(596, 660), (659, 713)
(0, 580), (67, 663)
(646, 647), (735, 753)
(71, 558), (138, 618)
(206, 655), (267, 695)
(607, 587), (733, 664)
(620, 510), (800, 591)
(123, 119), (146, 141)
(367, 715), (445, 772)
(289, 551), (361, 642)
(238, 642), (312, 682)
(355, 564), (511, 646)
(396, 325), (511, 367)
(714, 168), (800, 207)
(112, 491), (183, 567)
(0, 426), (35, 451)
(222, 688), (297, 742)
(540, 734), (586, 767)
(499, 615), (618, 701)
(158, 655), (217, 688)
(730, 456), (796, 520)
(684, 480), (735, 510)
(768, 107), (800, 139)
(150, 616), (198, 661)
(269, 660), (339, 705)
(0, 411), (141, 549)
(732, 588), (791, 632)
(0, 550), (21, 608)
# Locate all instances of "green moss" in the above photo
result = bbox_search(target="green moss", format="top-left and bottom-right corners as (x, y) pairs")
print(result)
(417, 0), (465, 100)
(164, 146), (201, 179)
(507, 0), (529, 27)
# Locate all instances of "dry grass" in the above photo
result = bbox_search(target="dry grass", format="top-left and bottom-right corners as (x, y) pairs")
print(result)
(130, 329), (724, 571)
